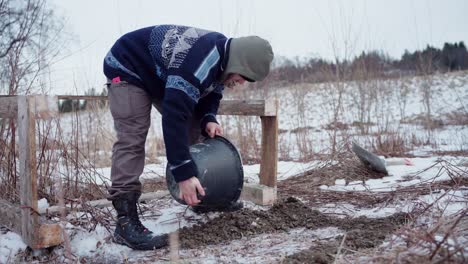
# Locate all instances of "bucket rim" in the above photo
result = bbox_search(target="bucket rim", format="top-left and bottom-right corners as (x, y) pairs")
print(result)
(205, 135), (244, 168)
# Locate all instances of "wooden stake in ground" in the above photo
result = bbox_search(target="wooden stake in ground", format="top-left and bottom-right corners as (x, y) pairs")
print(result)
(169, 231), (180, 261)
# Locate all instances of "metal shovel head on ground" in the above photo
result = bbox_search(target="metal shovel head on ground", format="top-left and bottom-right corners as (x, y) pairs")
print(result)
(166, 136), (244, 208)
(352, 142), (388, 175)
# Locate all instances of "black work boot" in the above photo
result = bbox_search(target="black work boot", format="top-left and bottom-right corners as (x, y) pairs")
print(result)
(112, 192), (168, 250)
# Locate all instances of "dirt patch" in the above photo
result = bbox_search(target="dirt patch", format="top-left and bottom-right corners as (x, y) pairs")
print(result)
(282, 200), (408, 263)
(339, 213), (407, 249)
(179, 197), (408, 253)
(179, 197), (332, 248)
(281, 241), (339, 264)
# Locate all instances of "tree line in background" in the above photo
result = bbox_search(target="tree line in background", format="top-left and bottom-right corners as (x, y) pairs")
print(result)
(59, 87), (108, 113)
(264, 41), (468, 86)
(60, 41), (468, 112)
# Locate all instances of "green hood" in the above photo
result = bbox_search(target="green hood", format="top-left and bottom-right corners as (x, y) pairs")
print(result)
(221, 36), (274, 82)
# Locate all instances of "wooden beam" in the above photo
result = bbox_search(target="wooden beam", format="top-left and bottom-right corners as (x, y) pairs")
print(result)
(36, 224), (63, 249)
(57, 95), (106, 101)
(18, 96), (40, 248)
(56, 95), (278, 117)
(16, 96), (64, 249)
(241, 183), (277, 206)
(259, 115), (279, 188)
(0, 96), (18, 118)
(40, 190), (170, 215)
(218, 99), (278, 116)
(0, 95), (57, 119)
(0, 199), (63, 248)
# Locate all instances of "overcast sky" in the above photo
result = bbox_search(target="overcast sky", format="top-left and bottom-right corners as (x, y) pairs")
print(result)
(49, 0), (467, 94)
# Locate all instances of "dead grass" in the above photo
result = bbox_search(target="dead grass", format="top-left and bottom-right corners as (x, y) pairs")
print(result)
(445, 110), (468, 126)
(371, 133), (414, 157)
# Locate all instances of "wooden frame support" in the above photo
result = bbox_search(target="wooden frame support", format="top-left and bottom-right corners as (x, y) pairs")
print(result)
(0, 95), (62, 249)
(241, 183), (277, 206)
(17, 95), (62, 249)
(17, 95), (40, 248)
(259, 116), (278, 187)
(241, 100), (279, 206)
(39, 190), (169, 215)
(0, 95), (279, 249)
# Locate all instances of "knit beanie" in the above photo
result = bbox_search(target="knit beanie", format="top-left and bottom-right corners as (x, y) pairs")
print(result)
(221, 36), (274, 82)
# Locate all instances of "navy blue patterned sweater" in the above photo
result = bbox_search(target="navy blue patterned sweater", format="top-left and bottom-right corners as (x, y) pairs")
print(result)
(103, 25), (230, 183)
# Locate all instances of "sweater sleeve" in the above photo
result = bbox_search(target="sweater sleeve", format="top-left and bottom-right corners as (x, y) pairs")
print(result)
(196, 83), (224, 137)
(162, 76), (199, 183)
(162, 36), (225, 182)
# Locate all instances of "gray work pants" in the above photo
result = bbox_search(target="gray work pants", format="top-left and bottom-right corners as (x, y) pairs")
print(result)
(107, 81), (202, 200)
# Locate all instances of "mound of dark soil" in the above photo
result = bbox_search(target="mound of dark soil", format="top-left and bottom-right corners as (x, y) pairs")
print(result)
(179, 197), (332, 248)
(179, 197), (408, 252)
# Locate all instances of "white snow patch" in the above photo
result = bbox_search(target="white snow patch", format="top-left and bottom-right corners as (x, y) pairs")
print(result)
(37, 198), (49, 210)
(142, 201), (218, 235)
(0, 232), (27, 263)
(70, 225), (111, 256)
(320, 157), (467, 192)
(177, 227), (343, 263)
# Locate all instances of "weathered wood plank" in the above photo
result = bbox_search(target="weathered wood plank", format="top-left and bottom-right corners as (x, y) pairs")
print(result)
(0, 96), (18, 118)
(259, 115), (279, 188)
(57, 95), (106, 100)
(40, 190), (170, 215)
(57, 96), (278, 116)
(0, 95), (58, 119)
(240, 183), (277, 206)
(0, 199), (22, 234)
(18, 96), (40, 248)
(36, 224), (63, 249)
(218, 99), (278, 116)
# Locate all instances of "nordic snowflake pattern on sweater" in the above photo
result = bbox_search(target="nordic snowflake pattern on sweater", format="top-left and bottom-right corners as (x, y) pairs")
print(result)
(103, 24), (229, 182)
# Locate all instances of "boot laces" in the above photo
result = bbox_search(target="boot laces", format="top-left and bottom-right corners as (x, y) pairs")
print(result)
(132, 202), (149, 234)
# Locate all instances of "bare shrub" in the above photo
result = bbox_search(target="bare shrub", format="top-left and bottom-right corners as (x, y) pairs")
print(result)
(371, 132), (413, 157)
(445, 109), (468, 126)
(0, 0), (68, 201)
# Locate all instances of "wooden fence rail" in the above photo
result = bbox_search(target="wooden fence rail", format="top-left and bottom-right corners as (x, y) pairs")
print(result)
(0, 95), (278, 249)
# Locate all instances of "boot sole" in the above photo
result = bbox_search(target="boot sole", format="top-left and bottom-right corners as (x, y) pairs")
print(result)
(113, 233), (167, 251)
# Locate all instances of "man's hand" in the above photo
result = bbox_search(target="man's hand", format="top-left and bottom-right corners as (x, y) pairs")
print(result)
(178, 177), (205, 206)
(205, 122), (223, 138)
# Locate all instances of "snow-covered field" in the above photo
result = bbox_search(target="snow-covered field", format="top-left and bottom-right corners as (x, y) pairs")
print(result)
(1, 71), (468, 263)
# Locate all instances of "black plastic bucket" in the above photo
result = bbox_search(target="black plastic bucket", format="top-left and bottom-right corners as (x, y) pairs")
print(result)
(166, 136), (244, 207)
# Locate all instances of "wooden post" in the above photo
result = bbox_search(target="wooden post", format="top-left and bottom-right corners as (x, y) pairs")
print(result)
(16, 95), (62, 249)
(259, 99), (279, 188)
(17, 96), (40, 247)
(259, 115), (278, 187)
(241, 99), (278, 205)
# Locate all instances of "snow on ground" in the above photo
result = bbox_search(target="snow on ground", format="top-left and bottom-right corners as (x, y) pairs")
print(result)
(67, 227), (343, 263)
(0, 232), (27, 263)
(318, 188), (468, 218)
(174, 227), (342, 264)
(320, 156), (468, 192)
(2, 154), (463, 262)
